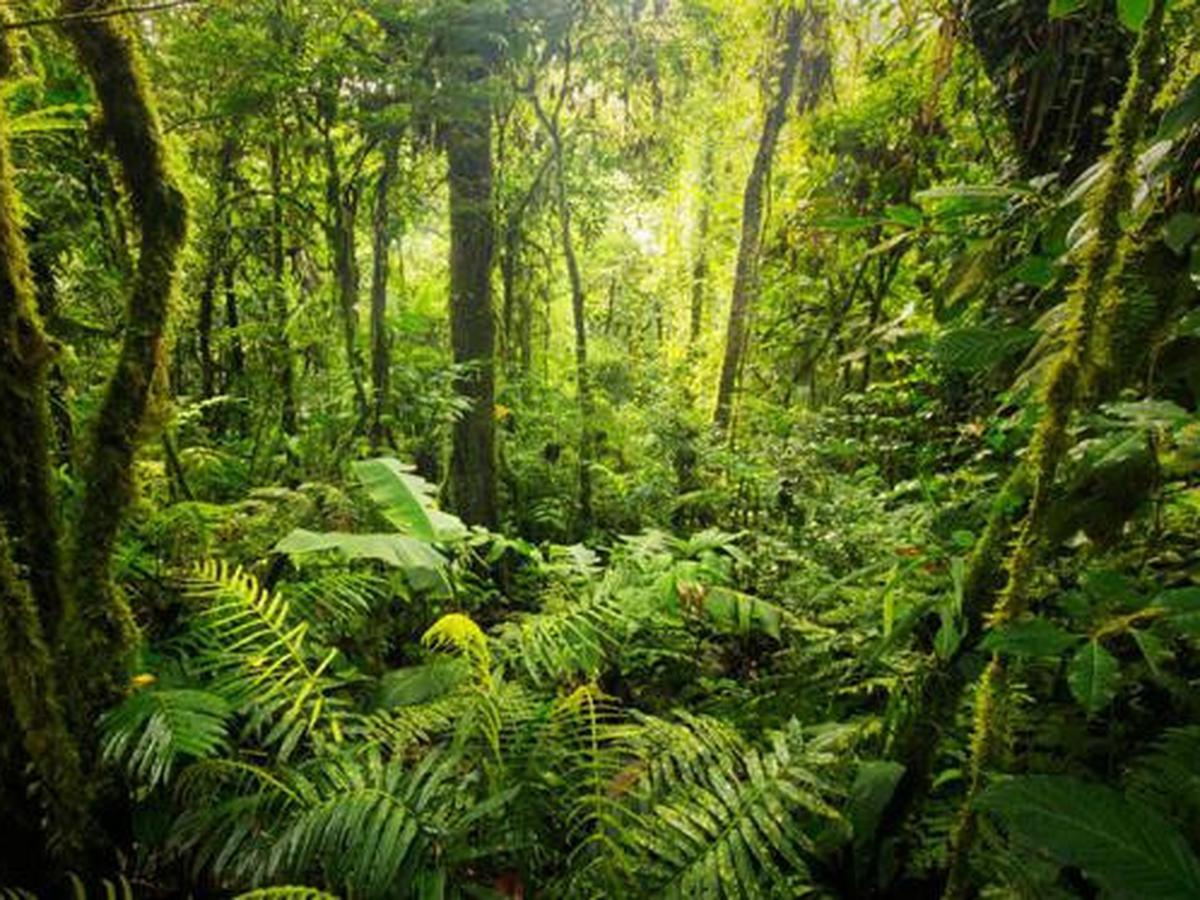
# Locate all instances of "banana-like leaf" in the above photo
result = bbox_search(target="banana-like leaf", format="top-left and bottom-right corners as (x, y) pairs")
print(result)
(352, 458), (467, 543)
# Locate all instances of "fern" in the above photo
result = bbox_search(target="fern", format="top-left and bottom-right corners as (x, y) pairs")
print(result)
(184, 560), (348, 760)
(233, 889), (341, 900)
(496, 595), (630, 685)
(608, 721), (845, 898)
(101, 687), (231, 790)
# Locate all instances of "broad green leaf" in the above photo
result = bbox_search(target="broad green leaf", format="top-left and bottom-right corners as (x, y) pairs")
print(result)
(1008, 254), (1056, 288)
(274, 528), (448, 593)
(703, 586), (784, 640)
(915, 184), (1018, 219)
(1153, 587), (1200, 635)
(883, 204), (923, 228)
(981, 618), (1082, 658)
(352, 457), (467, 543)
(1068, 640), (1120, 714)
(1159, 75), (1200, 140)
(1164, 213), (1200, 256)
(978, 776), (1200, 899)
(1131, 629), (1173, 677)
(1102, 399), (1192, 430)
(1116, 0), (1151, 31)
(847, 761), (905, 869)
(1048, 0), (1088, 17)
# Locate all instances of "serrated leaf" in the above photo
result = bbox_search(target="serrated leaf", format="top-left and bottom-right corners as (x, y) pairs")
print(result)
(978, 776), (1200, 899)
(1068, 640), (1120, 714)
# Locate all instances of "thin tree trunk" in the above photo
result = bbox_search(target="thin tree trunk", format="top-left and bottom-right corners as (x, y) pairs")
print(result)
(446, 106), (499, 528)
(531, 41), (593, 534)
(320, 95), (370, 430)
(198, 136), (237, 402)
(689, 134), (715, 346)
(59, 0), (188, 720)
(713, 6), (806, 429)
(269, 138), (298, 439)
(370, 135), (399, 451)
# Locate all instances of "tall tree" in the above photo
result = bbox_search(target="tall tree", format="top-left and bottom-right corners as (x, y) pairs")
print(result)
(444, 2), (500, 528)
(713, 3), (807, 430)
(370, 134), (399, 450)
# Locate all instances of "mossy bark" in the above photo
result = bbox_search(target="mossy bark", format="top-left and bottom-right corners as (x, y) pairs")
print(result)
(0, 29), (89, 857)
(58, 0), (189, 721)
(942, 4), (1167, 895)
(370, 135), (399, 452)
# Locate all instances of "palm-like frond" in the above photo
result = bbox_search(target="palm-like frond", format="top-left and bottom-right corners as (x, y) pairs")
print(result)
(233, 889), (341, 900)
(604, 721), (846, 899)
(184, 560), (348, 760)
(101, 687), (231, 790)
(496, 596), (630, 685)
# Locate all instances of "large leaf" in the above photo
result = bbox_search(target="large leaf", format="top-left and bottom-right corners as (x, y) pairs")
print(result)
(981, 618), (1082, 658)
(978, 776), (1200, 899)
(274, 528), (448, 593)
(1068, 640), (1120, 714)
(352, 457), (467, 543)
(1116, 0), (1151, 31)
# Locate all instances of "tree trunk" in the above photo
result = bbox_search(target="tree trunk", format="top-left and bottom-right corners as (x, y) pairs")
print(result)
(0, 33), (88, 856)
(320, 93), (370, 430)
(269, 138), (298, 439)
(370, 136), (399, 451)
(446, 108), (499, 528)
(689, 134), (715, 347)
(59, 0), (189, 719)
(713, 6), (805, 430)
(197, 137), (237, 403)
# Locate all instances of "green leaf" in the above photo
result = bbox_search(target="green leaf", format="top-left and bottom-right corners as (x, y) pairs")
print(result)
(274, 529), (448, 593)
(847, 761), (905, 853)
(915, 184), (1018, 219)
(978, 776), (1200, 899)
(1116, 0), (1151, 31)
(352, 457), (467, 543)
(1153, 587), (1200, 635)
(932, 326), (1035, 373)
(1164, 213), (1200, 256)
(1008, 254), (1057, 288)
(1159, 75), (1200, 140)
(1068, 640), (1120, 714)
(703, 586), (784, 640)
(1131, 629), (1173, 677)
(1048, 0), (1088, 17)
(883, 204), (923, 228)
(981, 618), (1082, 658)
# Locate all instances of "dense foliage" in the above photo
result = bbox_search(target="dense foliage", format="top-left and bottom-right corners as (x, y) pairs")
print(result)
(0, 0), (1199, 897)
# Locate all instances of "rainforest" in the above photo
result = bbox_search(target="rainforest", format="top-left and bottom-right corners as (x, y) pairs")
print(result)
(0, 0), (1199, 897)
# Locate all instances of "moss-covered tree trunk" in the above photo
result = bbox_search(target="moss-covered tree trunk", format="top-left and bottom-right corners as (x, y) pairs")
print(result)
(689, 134), (715, 347)
(370, 135), (399, 451)
(58, 0), (189, 724)
(0, 29), (89, 860)
(713, 5), (804, 430)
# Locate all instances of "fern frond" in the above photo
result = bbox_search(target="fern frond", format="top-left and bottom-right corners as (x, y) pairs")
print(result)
(185, 560), (348, 760)
(233, 889), (341, 900)
(280, 569), (391, 636)
(100, 687), (231, 790)
(496, 596), (630, 685)
(605, 720), (845, 899)
(422, 613), (492, 687)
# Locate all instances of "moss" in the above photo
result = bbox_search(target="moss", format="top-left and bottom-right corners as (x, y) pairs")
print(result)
(57, 1), (189, 723)
(943, 4), (1168, 893)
